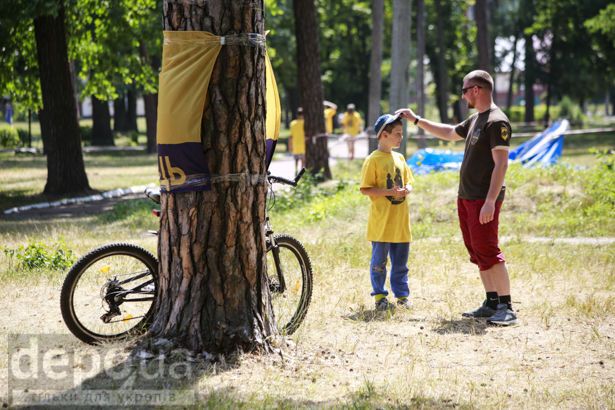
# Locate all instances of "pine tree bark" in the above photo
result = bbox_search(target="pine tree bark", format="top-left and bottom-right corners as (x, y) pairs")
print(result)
(293, 0), (331, 179)
(34, 5), (90, 195)
(91, 97), (114, 146)
(367, 0), (384, 154)
(145, 0), (274, 354)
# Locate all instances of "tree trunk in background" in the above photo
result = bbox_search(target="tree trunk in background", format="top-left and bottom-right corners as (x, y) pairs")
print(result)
(294, 0), (331, 178)
(145, 0), (274, 354)
(126, 87), (138, 132)
(475, 0), (491, 72)
(416, 0), (426, 147)
(143, 93), (158, 153)
(434, 0), (449, 123)
(523, 33), (535, 123)
(91, 97), (114, 146)
(139, 41), (159, 153)
(506, 33), (519, 112)
(390, 0), (411, 155)
(367, 0), (384, 154)
(38, 109), (49, 155)
(113, 95), (128, 132)
(34, 5), (90, 195)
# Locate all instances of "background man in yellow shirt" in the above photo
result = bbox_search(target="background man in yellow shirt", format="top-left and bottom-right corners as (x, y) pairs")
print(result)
(323, 100), (337, 135)
(342, 103), (363, 160)
(288, 107), (305, 174)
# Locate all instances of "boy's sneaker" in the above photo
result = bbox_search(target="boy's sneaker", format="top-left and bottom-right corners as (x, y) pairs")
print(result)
(461, 300), (497, 318)
(396, 297), (412, 309)
(487, 303), (518, 326)
(375, 297), (394, 311)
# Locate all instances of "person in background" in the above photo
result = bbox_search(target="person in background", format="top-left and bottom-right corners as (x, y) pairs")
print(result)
(341, 103), (363, 160)
(396, 69), (517, 326)
(4, 101), (13, 125)
(288, 107), (305, 174)
(324, 100), (337, 135)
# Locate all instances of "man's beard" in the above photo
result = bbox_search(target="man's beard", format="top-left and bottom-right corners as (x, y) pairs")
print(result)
(466, 100), (475, 109)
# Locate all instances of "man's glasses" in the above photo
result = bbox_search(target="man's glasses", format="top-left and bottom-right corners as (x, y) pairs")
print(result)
(462, 85), (481, 95)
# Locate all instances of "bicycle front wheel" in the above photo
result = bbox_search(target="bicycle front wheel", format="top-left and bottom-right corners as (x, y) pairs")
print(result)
(60, 243), (158, 344)
(267, 234), (313, 335)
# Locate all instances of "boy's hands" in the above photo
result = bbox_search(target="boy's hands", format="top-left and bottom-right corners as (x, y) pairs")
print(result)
(391, 185), (412, 198)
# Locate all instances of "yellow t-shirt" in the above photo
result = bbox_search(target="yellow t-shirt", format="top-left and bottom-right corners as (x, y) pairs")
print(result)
(324, 108), (336, 134)
(360, 150), (414, 243)
(342, 111), (363, 136)
(289, 118), (305, 155)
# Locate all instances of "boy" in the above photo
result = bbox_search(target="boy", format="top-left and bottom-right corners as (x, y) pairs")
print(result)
(288, 107), (305, 174)
(360, 113), (414, 311)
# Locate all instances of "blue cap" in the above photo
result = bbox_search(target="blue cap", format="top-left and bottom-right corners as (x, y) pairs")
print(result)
(374, 113), (402, 139)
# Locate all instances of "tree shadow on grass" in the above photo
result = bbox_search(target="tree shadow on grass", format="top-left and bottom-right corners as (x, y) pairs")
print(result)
(432, 318), (488, 336)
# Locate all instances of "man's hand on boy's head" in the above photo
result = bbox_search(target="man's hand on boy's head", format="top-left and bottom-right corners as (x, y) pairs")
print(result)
(395, 108), (417, 122)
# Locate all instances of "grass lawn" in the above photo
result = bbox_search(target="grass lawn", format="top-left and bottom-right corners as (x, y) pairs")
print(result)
(0, 134), (613, 407)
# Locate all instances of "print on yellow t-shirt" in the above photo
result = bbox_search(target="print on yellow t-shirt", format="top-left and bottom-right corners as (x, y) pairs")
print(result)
(360, 150), (414, 243)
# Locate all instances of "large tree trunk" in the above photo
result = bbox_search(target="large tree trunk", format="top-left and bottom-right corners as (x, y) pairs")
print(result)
(415, 0), (426, 148)
(434, 0), (450, 123)
(34, 5), (90, 195)
(91, 97), (114, 146)
(145, 0), (274, 355)
(144, 93), (158, 153)
(390, 0), (411, 155)
(139, 41), (159, 154)
(506, 33), (519, 112)
(294, 0), (331, 179)
(367, 0), (384, 154)
(113, 94), (128, 132)
(475, 0), (491, 72)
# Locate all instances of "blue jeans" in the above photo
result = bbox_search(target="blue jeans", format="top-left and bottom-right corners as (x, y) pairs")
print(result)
(370, 242), (410, 298)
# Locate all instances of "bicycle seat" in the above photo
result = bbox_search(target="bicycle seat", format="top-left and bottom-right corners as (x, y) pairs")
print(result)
(144, 187), (161, 204)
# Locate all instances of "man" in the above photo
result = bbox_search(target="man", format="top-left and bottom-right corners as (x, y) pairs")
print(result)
(341, 103), (363, 160)
(288, 107), (305, 174)
(396, 70), (517, 326)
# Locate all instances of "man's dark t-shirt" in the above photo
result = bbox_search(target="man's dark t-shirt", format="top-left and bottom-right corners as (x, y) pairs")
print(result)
(454, 105), (511, 201)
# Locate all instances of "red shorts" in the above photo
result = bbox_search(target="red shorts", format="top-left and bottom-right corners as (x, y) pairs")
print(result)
(457, 198), (505, 271)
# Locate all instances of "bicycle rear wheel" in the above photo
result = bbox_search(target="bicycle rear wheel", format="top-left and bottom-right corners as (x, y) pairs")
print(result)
(60, 243), (158, 344)
(266, 234), (313, 335)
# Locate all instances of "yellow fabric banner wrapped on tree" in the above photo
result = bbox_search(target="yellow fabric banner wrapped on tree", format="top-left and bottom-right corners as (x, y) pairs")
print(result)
(156, 31), (280, 192)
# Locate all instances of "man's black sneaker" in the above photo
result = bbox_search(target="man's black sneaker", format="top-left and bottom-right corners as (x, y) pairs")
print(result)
(461, 300), (497, 318)
(487, 303), (518, 326)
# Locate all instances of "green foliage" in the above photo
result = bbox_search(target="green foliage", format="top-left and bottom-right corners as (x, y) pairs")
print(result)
(3, 241), (75, 271)
(0, 124), (21, 148)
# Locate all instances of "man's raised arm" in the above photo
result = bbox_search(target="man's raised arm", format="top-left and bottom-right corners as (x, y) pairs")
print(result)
(395, 108), (463, 142)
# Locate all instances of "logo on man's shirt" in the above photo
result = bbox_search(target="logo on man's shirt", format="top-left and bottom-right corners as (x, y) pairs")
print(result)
(386, 167), (405, 205)
(500, 126), (509, 141)
(470, 127), (481, 145)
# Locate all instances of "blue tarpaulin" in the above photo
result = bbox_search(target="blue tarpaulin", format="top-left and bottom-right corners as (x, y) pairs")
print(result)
(407, 119), (570, 174)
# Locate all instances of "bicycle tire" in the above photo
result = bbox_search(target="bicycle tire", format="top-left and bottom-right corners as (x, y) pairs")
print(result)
(267, 234), (313, 335)
(60, 243), (158, 344)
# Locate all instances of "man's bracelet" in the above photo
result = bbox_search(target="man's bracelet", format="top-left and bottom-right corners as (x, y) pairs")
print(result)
(413, 116), (421, 125)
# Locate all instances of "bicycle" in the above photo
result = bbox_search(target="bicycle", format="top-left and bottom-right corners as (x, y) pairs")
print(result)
(60, 169), (313, 344)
